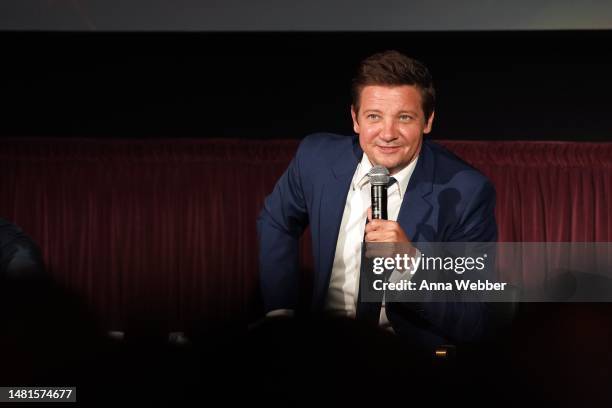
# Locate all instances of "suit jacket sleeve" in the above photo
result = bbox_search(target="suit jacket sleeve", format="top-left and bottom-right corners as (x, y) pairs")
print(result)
(0, 218), (45, 279)
(257, 142), (310, 313)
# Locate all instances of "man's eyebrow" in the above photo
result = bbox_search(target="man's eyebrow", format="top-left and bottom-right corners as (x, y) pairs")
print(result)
(398, 110), (419, 115)
(362, 109), (420, 115)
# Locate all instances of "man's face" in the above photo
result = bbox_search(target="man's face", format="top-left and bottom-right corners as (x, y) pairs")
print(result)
(351, 85), (434, 175)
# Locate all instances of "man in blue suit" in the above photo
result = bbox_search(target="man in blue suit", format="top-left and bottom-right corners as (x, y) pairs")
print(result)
(257, 50), (497, 351)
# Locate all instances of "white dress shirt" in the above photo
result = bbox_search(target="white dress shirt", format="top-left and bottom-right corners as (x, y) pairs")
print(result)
(324, 153), (418, 326)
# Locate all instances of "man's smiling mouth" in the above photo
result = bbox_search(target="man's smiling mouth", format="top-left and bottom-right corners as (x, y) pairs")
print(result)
(376, 145), (401, 153)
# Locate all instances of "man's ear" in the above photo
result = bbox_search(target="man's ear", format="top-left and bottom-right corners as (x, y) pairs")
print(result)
(423, 111), (435, 134)
(351, 105), (360, 134)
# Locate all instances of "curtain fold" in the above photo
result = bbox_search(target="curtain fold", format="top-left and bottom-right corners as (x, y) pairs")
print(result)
(0, 138), (610, 330)
(444, 141), (611, 242)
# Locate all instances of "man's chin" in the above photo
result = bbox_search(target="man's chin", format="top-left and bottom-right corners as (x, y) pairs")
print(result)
(371, 157), (400, 171)
(371, 151), (418, 173)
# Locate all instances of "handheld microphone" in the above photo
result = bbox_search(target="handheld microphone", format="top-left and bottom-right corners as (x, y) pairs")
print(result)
(369, 165), (390, 220)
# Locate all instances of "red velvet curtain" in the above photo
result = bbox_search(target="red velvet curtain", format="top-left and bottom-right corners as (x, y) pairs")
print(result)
(444, 141), (612, 242)
(0, 138), (610, 330)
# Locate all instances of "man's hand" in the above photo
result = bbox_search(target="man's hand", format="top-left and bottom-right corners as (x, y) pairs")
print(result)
(364, 207), (417, 259)
(365, 207), (411, 243)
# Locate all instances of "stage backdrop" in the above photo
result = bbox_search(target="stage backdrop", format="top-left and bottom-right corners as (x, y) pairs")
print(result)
(0, 138), (610, 330)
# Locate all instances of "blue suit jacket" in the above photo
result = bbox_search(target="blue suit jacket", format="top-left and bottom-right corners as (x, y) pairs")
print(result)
(257, 133), (497, 348)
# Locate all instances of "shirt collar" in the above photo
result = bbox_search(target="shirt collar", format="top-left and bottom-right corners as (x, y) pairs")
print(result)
(391, 155), (418, 199)
(352, 152), (419, 200)
(352, 153), (373, 191)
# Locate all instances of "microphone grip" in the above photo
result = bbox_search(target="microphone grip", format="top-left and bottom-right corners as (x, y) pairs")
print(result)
(371, 185), (388, 220)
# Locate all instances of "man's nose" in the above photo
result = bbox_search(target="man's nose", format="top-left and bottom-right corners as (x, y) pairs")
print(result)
(379, 119), (397, 142)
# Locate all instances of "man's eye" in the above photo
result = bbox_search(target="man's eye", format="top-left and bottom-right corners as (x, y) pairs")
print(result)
(399, 115), (413, 121)
(367, 114), (380, 120)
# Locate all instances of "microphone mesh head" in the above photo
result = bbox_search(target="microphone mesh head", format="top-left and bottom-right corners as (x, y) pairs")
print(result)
(369, 165), (390, 186)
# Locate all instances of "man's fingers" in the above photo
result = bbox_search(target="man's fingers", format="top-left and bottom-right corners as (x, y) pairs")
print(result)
(365, 219), (396, 233)
(365, 219), (411, 243)
(365, 230), (393, 242)
(365, 219), (386, 232)
(366, 228), (409, 243)
(364, 222), (376, 234)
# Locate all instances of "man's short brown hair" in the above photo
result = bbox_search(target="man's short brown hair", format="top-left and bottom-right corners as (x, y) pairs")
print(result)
(352, 50), (435, 121)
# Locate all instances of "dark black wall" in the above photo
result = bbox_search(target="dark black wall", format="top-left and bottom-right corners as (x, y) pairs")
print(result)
(2, 31), (612, 140)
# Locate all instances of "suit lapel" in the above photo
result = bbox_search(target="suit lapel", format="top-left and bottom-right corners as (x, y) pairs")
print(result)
(313, 138), (361, 309)
(397, 141), (435, 243)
